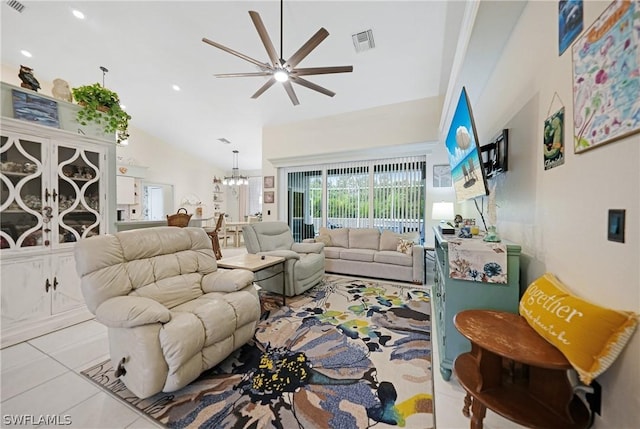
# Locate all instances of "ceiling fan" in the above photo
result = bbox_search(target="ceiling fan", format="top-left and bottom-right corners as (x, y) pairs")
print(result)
(202, 0), (353, 106)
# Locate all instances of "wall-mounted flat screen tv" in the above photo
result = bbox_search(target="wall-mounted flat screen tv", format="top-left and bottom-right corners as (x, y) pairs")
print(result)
(445, 87), (490, 202)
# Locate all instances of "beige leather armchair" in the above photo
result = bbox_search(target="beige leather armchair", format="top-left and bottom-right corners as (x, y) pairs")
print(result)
(74, 227), (260, 399)
(242, 221), (325, 297)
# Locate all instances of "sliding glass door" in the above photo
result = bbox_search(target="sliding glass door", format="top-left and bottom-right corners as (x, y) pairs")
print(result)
(286, 156), (425, 242)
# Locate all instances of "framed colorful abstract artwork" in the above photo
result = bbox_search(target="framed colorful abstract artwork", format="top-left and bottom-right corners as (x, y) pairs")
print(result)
(572, 0), (640, 153)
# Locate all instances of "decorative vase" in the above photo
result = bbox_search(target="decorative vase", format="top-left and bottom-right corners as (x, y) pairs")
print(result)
(483, 226), (501, 242)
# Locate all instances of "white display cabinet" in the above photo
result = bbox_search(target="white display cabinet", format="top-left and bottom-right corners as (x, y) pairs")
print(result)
(1, 90), (116, 347)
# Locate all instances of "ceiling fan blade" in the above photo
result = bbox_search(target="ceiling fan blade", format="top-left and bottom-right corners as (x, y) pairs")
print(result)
(282, 81), (300, 106)
(291, 66), (354, 76)
(215, 72), (274, 78)
(290, 76), (335, 97)
(251, 77), (277, 99)
(284, 28), (329, 69)
(249, 11), (280, 68)
(202, 37), (270, 69)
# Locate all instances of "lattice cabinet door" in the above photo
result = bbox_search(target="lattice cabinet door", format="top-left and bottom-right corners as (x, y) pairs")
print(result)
(1, 133), (47, 251)
(54, 142), (105, 246)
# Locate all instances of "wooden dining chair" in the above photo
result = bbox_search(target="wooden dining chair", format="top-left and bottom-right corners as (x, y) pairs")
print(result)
(204, 214), (225, 260)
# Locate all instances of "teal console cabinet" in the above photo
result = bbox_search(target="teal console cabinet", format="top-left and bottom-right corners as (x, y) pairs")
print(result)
(432, 227), (521, 380)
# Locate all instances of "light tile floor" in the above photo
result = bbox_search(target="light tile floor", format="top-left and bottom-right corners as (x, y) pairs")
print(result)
(1, 245), (525, 429)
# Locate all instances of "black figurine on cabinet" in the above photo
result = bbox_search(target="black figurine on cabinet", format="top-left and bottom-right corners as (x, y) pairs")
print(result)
(18, 65), (40, 91)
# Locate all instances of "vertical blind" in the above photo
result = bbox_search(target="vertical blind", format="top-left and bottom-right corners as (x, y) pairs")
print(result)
(284, 156), (426, 242)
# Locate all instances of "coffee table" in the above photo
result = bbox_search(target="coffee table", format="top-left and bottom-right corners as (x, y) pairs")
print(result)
(216, 254), (287, 304)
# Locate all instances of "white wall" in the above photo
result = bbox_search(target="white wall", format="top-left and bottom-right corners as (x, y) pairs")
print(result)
(115, 127), (224, 220)
(457, 2), (639, 427)
(262, 96), (457, 234)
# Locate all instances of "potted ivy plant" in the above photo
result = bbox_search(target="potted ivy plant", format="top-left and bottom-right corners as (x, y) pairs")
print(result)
(72, 83), (131, 143)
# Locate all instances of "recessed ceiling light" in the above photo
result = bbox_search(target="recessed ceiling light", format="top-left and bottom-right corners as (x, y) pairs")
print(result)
(72, 9), (85, 20)
(120, 104), (126, 110)
(20, 50), (32, 58)
(172, 84), (180, 91)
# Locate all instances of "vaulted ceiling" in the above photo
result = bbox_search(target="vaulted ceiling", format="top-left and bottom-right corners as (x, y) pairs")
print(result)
(1, 1), (468, 172)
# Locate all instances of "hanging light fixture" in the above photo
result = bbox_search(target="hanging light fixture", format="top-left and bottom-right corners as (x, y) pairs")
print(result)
(222, 150), (248, 186)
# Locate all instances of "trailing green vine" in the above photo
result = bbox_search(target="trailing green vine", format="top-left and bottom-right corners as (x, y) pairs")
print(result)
(72, 83), (131, 142)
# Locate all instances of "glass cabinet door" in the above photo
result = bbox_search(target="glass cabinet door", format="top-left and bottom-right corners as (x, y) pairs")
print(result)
(56, 144), (102, 244)
(0, 134), (45, 250)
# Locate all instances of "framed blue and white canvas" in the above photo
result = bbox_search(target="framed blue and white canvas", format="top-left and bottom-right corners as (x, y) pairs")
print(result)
(559, 0), (583, 55)
(11, 89), (60, 128)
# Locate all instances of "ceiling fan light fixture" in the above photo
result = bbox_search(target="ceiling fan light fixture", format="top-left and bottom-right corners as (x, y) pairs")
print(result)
(274, 69), (289, 82)
(202, 0), (353, 105)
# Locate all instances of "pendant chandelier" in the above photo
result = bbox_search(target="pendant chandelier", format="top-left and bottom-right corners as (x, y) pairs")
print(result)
(222, 150), (248, 186)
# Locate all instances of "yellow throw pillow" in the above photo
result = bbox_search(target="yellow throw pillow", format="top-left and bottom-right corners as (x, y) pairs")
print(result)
(396, 239), (414, 255)
(519, 273), (638, 384)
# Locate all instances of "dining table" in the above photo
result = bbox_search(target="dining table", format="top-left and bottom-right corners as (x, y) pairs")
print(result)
(224, 221), (249, 247)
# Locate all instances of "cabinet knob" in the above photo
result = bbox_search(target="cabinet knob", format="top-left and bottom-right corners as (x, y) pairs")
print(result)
(53, 277), (58, 290)
(45, 278), (51, 292)
(52, 189), (57, 202)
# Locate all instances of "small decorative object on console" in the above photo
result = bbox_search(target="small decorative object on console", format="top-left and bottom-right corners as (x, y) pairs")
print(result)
(458, 226), (472, 238)
(439, 224), (455, 235)
(483, 225), (501, 242)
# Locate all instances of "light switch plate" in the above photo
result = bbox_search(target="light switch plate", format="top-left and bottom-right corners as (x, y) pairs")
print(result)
(608, 209), (625, 243)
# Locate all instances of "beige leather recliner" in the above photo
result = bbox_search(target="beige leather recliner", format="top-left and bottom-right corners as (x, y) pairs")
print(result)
(242, 221), (325, 297)
(74, 226), (260, 399)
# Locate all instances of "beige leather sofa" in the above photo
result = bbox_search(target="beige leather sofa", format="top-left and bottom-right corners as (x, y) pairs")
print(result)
(310, 227), (424, 284)
(74, 227), (260, 399)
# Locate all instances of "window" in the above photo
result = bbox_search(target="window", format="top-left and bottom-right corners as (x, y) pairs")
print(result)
(285, 156), (425, 242)
(248, 176), (262, 216)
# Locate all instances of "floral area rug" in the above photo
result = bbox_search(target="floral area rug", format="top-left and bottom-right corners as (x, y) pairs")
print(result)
(81, 275), (433, 428)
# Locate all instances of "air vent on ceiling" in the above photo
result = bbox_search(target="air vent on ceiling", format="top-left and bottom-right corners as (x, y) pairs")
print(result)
(217, 138), (231, 144)
(352, 29), (375, 53)
(6, 0), (25, 13)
